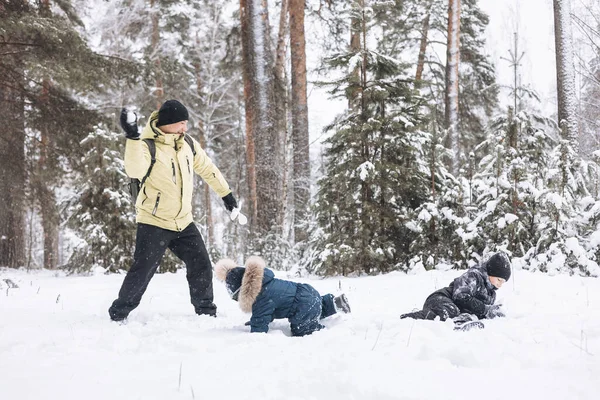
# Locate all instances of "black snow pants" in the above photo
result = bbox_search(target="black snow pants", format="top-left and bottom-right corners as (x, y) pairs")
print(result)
(108, 222), (216, 321)
(400, 293), (460, 321)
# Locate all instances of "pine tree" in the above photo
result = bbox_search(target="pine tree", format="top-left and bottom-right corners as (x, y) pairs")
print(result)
(0, 0), (121, 268)
(363, 0), (499, 170)
(406, 118), (469, 271)
(530, 122), (581, 274)
(312, 1), (428, 275)
(472, 107), (554, 259)
(415, 0), (498, 169)
(63, 126), (136, 273)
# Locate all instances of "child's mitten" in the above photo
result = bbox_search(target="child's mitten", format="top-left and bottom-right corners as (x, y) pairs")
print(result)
(484, 304), (505, 319)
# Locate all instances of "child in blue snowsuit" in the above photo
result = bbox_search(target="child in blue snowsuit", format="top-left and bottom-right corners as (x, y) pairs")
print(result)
(215, 256), (351, 336)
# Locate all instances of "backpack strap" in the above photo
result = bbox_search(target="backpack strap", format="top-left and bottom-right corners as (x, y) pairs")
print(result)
(139, 139), (156, 189)
(184, 134), (197, 157)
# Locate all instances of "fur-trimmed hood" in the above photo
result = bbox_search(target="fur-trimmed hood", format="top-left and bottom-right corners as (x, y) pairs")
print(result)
(215, 256), (275, 313)
(239, 256), (274, 313)
(215, 258), (237, 282)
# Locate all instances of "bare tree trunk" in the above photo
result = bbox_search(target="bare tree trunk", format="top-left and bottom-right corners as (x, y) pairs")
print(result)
(289, 0), (310, 243)
(274, 0), (289, 86)
(444, 0), (461, 175)
(348, 7), (362, 110)
(151, 0), (164, 107)
(357, 0), (371, 275)
(0, 56), (26, 268)
(240, 0), (258, 228)
(33, 1), (60, 269)
(240, 0), (279, 236)
(553, 0), (579, 148)
(416, 0), (434, 83)
(274, 0), (289, 230)
(37, 79), (59, 270)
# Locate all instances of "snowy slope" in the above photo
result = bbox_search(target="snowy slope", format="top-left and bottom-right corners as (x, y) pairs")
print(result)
(1, 268), (598, 400)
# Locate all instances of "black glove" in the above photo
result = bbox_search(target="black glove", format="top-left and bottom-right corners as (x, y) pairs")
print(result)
(484, 304), (505, 319)
(120, 108), (140, 140)
(222, 192), (238, 212)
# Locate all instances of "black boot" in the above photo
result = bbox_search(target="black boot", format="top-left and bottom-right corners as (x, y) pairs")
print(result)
(400, 310), (426, 319)
(195, 304), (217, 317)
(334, 294), (351, 313)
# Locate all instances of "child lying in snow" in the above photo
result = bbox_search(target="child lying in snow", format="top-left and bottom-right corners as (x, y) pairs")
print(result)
(215, 256), (351, 336)
(400, 252), (511, 329)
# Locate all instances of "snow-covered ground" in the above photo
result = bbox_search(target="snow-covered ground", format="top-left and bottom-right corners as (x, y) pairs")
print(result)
(1, 267), (598, 400)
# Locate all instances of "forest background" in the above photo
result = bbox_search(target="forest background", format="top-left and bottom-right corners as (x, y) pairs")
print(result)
(2, 0), (600, 278)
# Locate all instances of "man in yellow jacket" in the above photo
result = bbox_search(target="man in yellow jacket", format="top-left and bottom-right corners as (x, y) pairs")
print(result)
(109, 100), (237, 321)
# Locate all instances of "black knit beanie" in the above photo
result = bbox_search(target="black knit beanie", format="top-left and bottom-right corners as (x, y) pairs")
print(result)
(485, 252), (511, 282)
(157, 100), (189, 127)
(225, 267), (245, 301)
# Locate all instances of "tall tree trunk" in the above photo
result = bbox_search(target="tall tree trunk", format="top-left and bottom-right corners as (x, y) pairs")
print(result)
(415, 0), (434, 83)
(348, 5), (362, 110)
(274, 0), (289, 230)
(193, 53), (214, 249)
(289, 0), (310, 243)
(240, 0), (258, 228)
(553, 0), (578, 148)
(240, 0), (280, 237)
(36, 0), (59, 269)
(0, 55), (26, 268)
(444, 0), (461, 175)
(151, 0), (164, 107)
(357, 0), (370, 275)
(38, 80), (59, 269)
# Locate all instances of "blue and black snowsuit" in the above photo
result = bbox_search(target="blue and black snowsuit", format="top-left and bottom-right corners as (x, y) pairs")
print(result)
(401, 266), (497, 321)
(225, 257), (338, 336)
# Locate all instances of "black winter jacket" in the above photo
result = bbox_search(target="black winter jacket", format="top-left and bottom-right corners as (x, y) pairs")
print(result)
(427, 266), (497, 319)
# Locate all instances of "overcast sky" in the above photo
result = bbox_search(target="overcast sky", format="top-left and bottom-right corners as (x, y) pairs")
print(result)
(480, 0), (558, 113)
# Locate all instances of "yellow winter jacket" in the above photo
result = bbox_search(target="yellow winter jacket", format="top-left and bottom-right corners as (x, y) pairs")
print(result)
(124, 111), (231, 231)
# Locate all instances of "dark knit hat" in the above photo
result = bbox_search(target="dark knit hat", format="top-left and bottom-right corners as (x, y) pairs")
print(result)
(485, 252), (511, 282)
(225, 267), (245, 301)
(157, 100), (189, 127)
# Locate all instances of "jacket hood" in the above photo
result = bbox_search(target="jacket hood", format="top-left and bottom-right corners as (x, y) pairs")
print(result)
(141, 111), (185, 147)
(215, 258), (237, 282)
(473, 265), (496, 291)
(239, 256), (274, 313)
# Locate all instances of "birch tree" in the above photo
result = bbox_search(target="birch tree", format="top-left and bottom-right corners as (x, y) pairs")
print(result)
(553, 0), (579, 148)
(445, 0), (461, 175)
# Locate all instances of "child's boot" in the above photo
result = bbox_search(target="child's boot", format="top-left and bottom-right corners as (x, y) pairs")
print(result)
(334, 294), (351, 313)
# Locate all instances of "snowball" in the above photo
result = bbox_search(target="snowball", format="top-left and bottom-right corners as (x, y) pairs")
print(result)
(126, 111), (137, 124)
